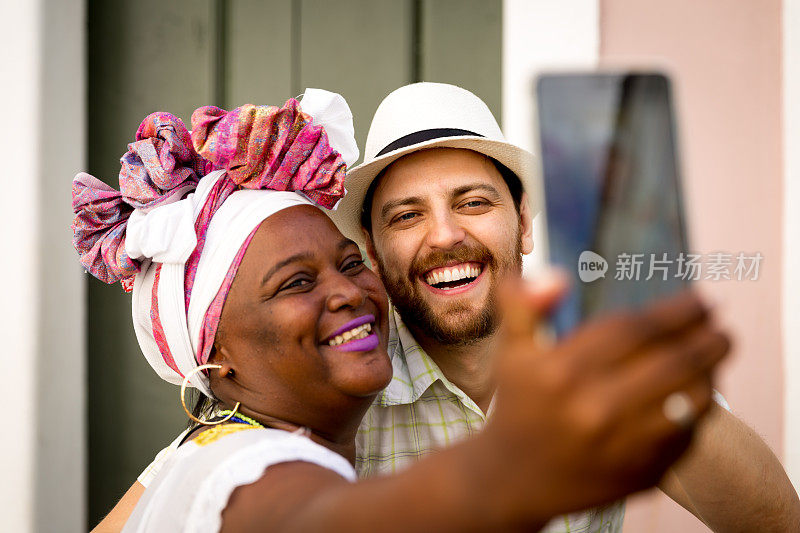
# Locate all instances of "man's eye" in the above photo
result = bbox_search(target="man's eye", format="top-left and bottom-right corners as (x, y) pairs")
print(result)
(393, 212), (418, 224)
(463, 200), (486, 208)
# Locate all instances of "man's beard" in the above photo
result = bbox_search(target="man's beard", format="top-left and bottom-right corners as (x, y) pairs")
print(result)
(374, 232), (523, 346)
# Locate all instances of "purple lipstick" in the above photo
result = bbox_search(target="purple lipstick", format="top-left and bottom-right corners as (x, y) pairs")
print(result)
(332, 333), (380, 353)
(325, 314), (375, 341)
(324, 314), (379, 352)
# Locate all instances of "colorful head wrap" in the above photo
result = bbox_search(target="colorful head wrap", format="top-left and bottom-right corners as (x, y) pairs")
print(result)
(72, 89), (358, 396)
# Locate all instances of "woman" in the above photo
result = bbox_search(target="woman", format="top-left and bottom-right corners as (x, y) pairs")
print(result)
(75, 90), (726, 532)
(74, 89), (402, 530)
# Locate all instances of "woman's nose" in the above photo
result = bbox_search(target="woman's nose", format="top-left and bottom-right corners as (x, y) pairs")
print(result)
(326, 272), (367, 312)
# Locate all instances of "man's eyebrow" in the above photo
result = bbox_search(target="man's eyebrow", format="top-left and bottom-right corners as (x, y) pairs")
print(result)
(451, 183), (503, 198)
(379, 196), (425, 221)
(261, 252), (314, 286)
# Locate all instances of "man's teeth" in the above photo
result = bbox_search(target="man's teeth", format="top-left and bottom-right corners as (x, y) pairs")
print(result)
(328, 322), (373, 346)
(424, 265), (482, 287)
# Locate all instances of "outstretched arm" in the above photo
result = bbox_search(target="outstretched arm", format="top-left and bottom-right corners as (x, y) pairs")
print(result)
(660, 402), (800, 532)
(221, 440), (549, 533)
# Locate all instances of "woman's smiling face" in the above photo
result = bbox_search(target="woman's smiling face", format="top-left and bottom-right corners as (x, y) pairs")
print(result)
(209, 205), (392, 434)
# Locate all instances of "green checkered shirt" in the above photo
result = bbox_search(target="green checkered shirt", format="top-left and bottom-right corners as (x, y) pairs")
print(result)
(355, 307), (625, 533)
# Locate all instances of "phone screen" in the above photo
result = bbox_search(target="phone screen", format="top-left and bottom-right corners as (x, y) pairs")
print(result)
(536, 73), (689, 336)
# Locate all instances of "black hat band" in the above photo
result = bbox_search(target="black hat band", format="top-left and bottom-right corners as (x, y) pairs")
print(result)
(375, 128), (483, 157)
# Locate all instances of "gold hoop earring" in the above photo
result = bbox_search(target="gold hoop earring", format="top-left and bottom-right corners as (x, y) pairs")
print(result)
(180, 364), (241, 426)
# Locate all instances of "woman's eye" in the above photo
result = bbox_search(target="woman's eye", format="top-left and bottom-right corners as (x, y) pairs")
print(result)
(281, 278), (311, 291)
(343, 258), (365, 271)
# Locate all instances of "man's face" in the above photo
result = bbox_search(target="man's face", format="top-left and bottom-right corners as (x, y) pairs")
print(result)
(365, 148), (533, 345)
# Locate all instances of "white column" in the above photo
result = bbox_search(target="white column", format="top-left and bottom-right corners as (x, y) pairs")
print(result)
(0, 0), (42, 529)
(0, 0), (86, 530)
(783, 0), (800, 492)
(502, 0), (600, 274)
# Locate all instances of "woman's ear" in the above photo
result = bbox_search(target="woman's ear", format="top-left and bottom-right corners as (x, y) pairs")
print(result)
(208, 345), (236, 379)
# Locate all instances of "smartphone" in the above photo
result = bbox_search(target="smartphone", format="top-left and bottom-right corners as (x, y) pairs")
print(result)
(536, 72), (690, 336)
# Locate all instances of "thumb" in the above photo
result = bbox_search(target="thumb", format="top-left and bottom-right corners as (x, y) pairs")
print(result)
(501, 268), (569, 338)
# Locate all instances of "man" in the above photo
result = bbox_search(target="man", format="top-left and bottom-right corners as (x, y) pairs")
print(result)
(329, 82), (800, 531)
(99, 83), (798, 531)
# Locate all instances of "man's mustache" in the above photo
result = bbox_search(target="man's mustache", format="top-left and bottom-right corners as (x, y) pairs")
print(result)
(408, 245), (495, 279)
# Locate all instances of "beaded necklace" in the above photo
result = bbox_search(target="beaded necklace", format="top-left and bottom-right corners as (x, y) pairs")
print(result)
(218, 409), (264, 428)
(216, 409), (312, 438)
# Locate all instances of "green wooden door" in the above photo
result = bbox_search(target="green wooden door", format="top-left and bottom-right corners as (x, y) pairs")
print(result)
(86, 0), (500, 526)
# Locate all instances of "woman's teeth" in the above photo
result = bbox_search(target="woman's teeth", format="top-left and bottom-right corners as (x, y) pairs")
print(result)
(328, 322), (373, 346)
(425, 264), (482, 288)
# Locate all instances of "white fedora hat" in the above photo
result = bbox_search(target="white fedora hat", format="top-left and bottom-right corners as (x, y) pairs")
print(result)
(329, 82), (538, 247)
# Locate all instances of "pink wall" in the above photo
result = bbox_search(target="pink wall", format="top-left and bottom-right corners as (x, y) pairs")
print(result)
(599, 1), (785, 531)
